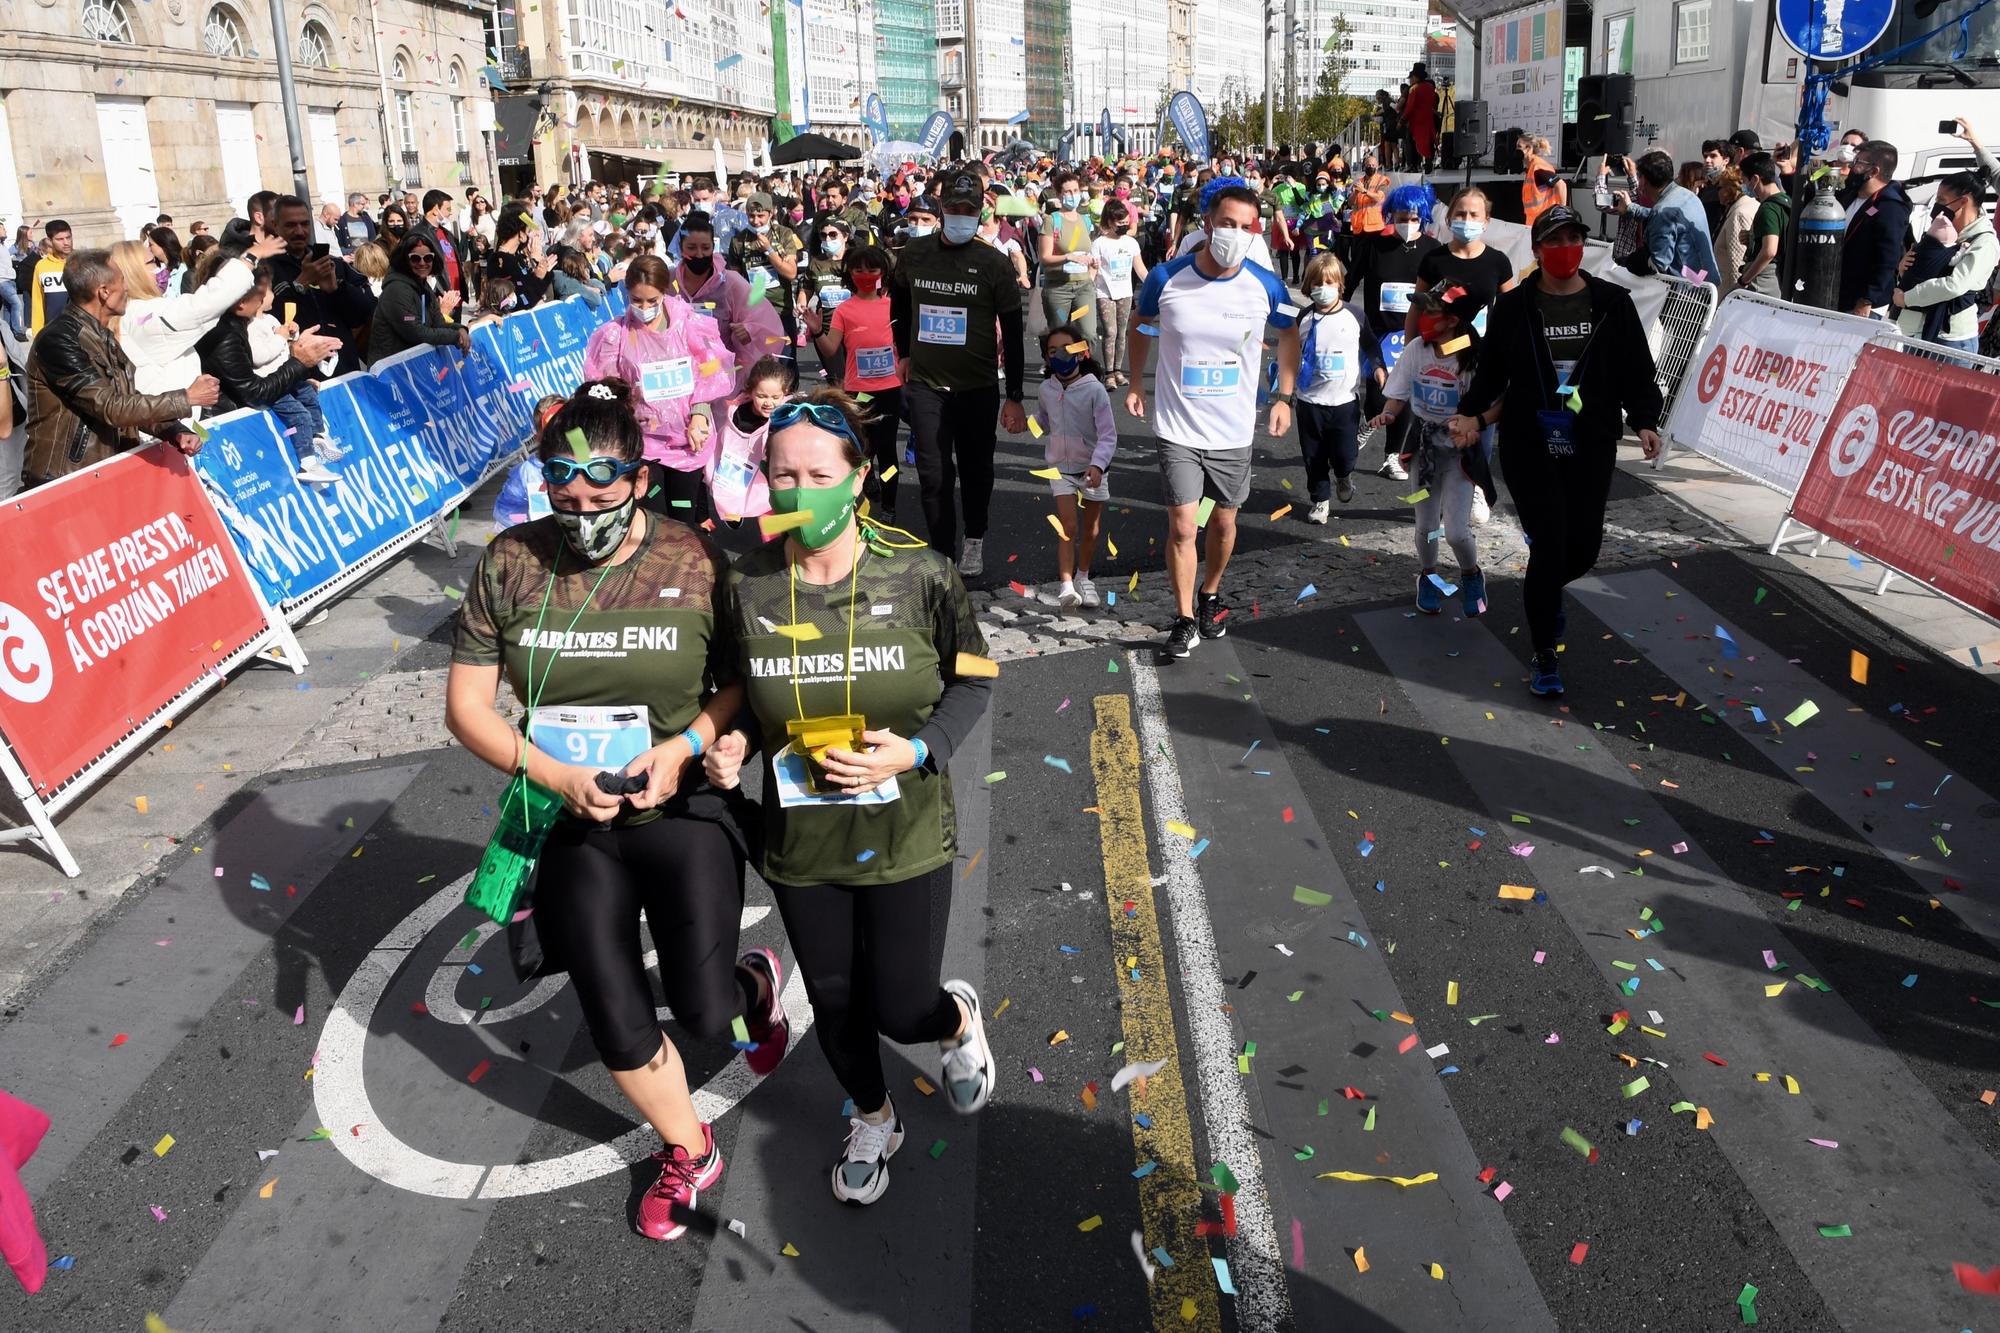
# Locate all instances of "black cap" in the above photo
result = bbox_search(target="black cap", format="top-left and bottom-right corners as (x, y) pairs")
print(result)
(940, 169), (984, 206)
(1729, 129), (1762, 151)
(905, 196), (940, 217)
(1530, 204), (1587, 246)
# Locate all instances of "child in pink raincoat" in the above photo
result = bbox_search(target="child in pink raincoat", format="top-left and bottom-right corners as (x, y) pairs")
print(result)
(706, 355), (795, 523)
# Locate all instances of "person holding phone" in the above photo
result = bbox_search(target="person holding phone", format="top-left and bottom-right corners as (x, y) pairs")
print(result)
(268, 193), (376, 375)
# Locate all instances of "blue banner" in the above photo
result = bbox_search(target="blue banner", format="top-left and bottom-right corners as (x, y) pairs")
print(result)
(532, 300), (595, 391)
(864, 93), (888, 145)
(1098, 108), (1113, 143)
(1168, 91), (1209, 164)
(915, 110), (954, 160)
(193, 411), (348, 606)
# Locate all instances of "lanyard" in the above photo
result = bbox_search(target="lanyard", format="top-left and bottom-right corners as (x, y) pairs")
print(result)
(787, 539), (865, 724)
(523, 530), (622, 719)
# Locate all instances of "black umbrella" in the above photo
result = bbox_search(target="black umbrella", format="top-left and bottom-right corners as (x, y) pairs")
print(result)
(770, 132), (862, 165)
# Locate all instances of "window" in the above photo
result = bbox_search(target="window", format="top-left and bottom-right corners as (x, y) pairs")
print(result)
(298, 20), (332, 69)
(81, 0), (135, 43)
(391, 51), (410, 81)
(203, 4), (248, 58)
(448, 61), (463, 89)
(451, 99), (467, 156)
(1674, 0), (1711, 65)
(395, 91), (416, 154)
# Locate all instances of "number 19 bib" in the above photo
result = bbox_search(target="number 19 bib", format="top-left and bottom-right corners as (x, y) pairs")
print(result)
(1180, 357), (1241, 398)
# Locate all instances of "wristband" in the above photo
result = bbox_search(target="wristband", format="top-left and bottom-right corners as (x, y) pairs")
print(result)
(679, 726), (704, 757)
(910, 736), (929, 771)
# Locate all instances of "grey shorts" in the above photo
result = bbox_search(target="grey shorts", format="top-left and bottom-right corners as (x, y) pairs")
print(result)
(1158, 440), (1252, 509)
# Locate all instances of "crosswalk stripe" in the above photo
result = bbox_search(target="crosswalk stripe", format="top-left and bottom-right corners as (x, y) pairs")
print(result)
(1572, 568), (2000, 953)
(1357, 601), (2000, 1331)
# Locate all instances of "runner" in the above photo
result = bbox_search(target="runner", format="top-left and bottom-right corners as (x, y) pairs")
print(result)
(1450, 206), (1663, 698)
(1126, 181), (1300, 660)
(1034, 322), (1117, 608)
(1038, 169), (1100, 360)
(888, 169), (1028, 576)
(444, 379), (790, 1243)
(805, 243), (904, 519)
(1417, 184), (1516, 524)
(582, 254), (738, 524)
(673, 215), (786, 386)
(1281, 251), (1381, 520)
(1089, 199), (1146, 389)
(1350, 182), (1439, 483)
(705, 388), (998, 1206)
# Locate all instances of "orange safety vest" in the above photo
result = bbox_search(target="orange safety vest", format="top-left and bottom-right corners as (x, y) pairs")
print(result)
(1351, 172), (1389, 235)
(1522, 155), (1561, 228)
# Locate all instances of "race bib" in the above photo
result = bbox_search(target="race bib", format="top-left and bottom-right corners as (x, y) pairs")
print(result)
(527, 477), (552, 519)
(1108, 255), (1132, 276)
(1063, 261), (1089, 275)
(1313, 351), (1348, 382)
(1379, 282), (1415, 313)
(917, 303), (968, 346)
(641, 357), (695, 400)
(772, 742), (902, 808)
(819, 286), (852, 310)
(529, 704), (651, 773)
(854, 344), (897, 379)
(1414, 372), (1461, 416)
(1179, 358), (1241, 398)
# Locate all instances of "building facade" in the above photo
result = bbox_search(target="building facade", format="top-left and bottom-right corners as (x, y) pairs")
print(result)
(874, 0), (937, 139)
(1, 0), (495, 246)
(1068, 0), (1170, 155)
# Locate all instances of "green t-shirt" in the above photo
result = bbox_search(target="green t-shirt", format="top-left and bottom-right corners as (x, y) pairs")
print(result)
(727, 223), (803, 288)
(722, 537), (988, 887)
(891, 232), (1023, 392)
(453, 514), (736, 826)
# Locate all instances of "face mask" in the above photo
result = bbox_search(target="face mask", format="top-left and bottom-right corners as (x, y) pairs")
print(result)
(820, 238), (844, 258)
(1836, 144), (1858, 163)
(895, 194), (911, 208)
(1396, 221), (1422, 243)
(550, 494), (636, 561)
(1114, 188), (1130, 199)
(751, 221), (770, 234)
(908, 223), (936, 238)
(1539, 242), (1585, 280)
(1449, 219), (1485, 244)
(1417, 314), (1449, 342)
(629, 300), (661, 323)
(683, 254), (713, 275)
(1310, 284), (1340, 307)
(941, 213), (980, 244)
(851, 269), (882, 292)
(1048, 352), (1080, 376)
(767, 469), (858, 549)
(1206, 225), (1252, 267)
(1705, 164), (1722, 180)
(1062, 193), (1083, 210)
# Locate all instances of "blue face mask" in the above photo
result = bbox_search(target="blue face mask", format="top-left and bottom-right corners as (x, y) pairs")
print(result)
(1048, 352), (1080, 376)
(941, 213), (979, 244)
(1450, 219), (1486, 243)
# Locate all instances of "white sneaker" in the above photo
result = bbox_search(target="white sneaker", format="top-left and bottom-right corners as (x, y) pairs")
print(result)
(296, 457), (340, 485)
(1470, 487), (1492, 526)
(830, 1098), (904, 1206)
(1057, 579), (1082, 609)
(956, 537), (985, 578)
(1307, 500), (1332, 525)
(1378, 455), (1409, 481)
(940, 979), (996, 1115)
(1076, 574), (1101, 608)
(312, 434), (349, 463)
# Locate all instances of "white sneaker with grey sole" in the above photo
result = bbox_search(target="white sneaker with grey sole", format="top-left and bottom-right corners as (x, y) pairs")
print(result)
(940, 979), (996, 1114)
(830, 1098), (904, 1206)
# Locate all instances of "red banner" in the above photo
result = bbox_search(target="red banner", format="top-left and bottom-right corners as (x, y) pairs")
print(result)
(0, 445), (271, 794)
(1792, 344), (2000, 622)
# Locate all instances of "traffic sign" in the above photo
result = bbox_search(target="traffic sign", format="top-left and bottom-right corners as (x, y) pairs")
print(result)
(1773, 0), (1897, 61)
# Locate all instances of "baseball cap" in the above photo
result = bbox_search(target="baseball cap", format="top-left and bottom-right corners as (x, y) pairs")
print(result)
(1529, 204), (1587, 246)
(905, 196), (940, 217)
(1728, 129), (1762, 152)
(746, 192), (775, 212)
(940, 169), (984, 206)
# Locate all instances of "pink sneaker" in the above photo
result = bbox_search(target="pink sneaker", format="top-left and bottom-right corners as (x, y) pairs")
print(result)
(738, 947), (791, 1077)
(635, 1122), (722, 1241)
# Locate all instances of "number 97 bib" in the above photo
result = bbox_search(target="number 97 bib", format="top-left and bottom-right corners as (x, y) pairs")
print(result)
(529, 704), (652, 773)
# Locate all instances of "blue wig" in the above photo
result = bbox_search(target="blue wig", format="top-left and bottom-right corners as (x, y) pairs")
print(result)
(1385, 182), (1437, 224)
(1199, 174), (1250, 213)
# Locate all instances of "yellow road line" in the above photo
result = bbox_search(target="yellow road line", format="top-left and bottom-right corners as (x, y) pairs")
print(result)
(1091, 693), (1219, 1330)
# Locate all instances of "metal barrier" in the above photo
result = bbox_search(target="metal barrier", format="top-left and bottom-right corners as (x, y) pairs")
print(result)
(1649, 273), (1719, 423)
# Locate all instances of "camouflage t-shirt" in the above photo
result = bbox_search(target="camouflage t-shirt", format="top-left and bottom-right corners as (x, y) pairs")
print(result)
(721, 536), (988, 886)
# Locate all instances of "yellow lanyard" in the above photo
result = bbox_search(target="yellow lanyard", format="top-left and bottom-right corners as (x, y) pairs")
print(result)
(786, 538), (864, 724)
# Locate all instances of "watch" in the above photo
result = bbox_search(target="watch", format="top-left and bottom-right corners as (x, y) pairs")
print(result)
(1272, 391), (1293, 405)
(1005, 391), (1024, 403)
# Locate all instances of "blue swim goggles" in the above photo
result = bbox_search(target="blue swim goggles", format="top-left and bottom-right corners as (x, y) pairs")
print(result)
(544, 455), (644, 486)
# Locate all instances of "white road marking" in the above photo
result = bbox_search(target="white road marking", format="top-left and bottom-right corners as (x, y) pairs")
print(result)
(1129, 654), (1292, 1331)
(314, 873), (812, 1199)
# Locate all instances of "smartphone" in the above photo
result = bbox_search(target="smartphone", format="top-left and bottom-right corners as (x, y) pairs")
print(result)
(307, 242), (331, 261)
(1940, 119), (1959, 135)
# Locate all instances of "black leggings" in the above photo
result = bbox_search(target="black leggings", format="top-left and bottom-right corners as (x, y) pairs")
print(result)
(905, 380), (999, 556)
(535, 814), (753, 1071)
(1500, 443), (1616, 656)
(770, 865), (959, 1112)
(643, 462), (710, 527)
(858, 383), (904, 512)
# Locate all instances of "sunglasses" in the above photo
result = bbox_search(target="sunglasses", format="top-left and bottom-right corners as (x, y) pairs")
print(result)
(544, 455), (642, 485)
(408, 252), (436, 265)
(769, 399), (861, 445)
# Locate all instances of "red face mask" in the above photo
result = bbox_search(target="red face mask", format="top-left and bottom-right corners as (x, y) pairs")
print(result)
(1416, 314), (1450, 343)
(1540, 242), (1585, 280)
(851, 269), (882, 293)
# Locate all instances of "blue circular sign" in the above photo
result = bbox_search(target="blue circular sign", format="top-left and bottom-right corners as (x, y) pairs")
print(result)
(1773, 0), (1897, 61)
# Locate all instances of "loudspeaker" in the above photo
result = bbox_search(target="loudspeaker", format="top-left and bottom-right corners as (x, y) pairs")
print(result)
(1453, 99), (1486, 153)
(1576, 74), (1635, 156)
(1493, 131), (1525, 175)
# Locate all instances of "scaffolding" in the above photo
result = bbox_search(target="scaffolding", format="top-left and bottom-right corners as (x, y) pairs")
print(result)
(876, 0), (939, 137)
(1024, 0), (1069, 148)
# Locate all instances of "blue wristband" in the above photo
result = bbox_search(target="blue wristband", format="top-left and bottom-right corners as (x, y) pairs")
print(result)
(910, 736), (929, 771)
(679, 727), (704, 757)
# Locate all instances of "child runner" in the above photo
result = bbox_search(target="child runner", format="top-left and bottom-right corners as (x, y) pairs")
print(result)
(806, 244), (904, 520)
(1367, 285), (1495, 617)
(707, 355), (792, 522)
(1285, 252), (1380, 521)
(1090, 200), (1147, 389)
(1034, 323), (1116, 608)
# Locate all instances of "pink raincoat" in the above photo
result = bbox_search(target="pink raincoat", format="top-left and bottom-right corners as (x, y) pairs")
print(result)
(705, 399), (773, 521)
(582, 297), (737, 473)
(0, 1086), (52, 1294)
(674, 262), (788, 386)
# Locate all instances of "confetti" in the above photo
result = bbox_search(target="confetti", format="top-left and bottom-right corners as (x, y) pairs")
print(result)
(153, 1134), (175, 1157)
(1316, 1169), (1440, 1186)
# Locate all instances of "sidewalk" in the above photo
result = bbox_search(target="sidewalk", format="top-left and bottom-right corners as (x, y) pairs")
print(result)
(1634, 448), (2000, 675)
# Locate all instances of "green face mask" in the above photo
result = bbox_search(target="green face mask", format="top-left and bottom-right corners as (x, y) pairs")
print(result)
(768, 468), (859, 549)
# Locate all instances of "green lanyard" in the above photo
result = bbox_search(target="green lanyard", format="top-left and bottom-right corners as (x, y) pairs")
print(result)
(514, 530), (621, 824)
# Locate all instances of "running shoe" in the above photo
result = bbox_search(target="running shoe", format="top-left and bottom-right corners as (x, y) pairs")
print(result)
(940, 979), (997, 1115)
(1378, 455), (1409, 481)
(737, 947), (790, 1077)
(296, 457), (339, 486)
(957, 537), (985, 578)
(1461, 570), (1488, 617)
(1336, 476), (1355, 503)
(636, 1122), (722, 1241)
(1415, 573), (1443, 615)
(1163, 616), (1199, 659)
(1307, 500), (1332, 525)
(1529, 652), (1565, 698)
(831, 1098), (904, 1206)
(312, 433), (349, 463)
(1076, 574), (1101, 608)
(1057, 579), (1082, 609)
(1196, 593), (1229, 639)
(1469, 486), (1491, 526)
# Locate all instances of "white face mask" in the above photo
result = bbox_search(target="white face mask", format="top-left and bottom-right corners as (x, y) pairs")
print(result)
(1206, 225), (1253, 267)
(1310, 284), (1340, 306)
(1396, 220), (1422, 243)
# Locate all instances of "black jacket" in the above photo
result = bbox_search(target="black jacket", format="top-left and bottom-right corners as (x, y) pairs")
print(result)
(267, 248), (376, 376)
(1837, 181), (1913, 313)
(195, 312), (313, 414)
(367, 270), (462, 364)
(1458, 272), (1663, 461)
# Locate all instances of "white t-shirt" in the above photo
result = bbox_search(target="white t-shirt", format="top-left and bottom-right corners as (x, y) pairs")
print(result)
(1091, 235), (1143, 300)
(1173, 226), (1276, 273)
(1296, 303), (1377, 407)
(1134, 253), (1296, 452)
(1382, 336), (1469, 424)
